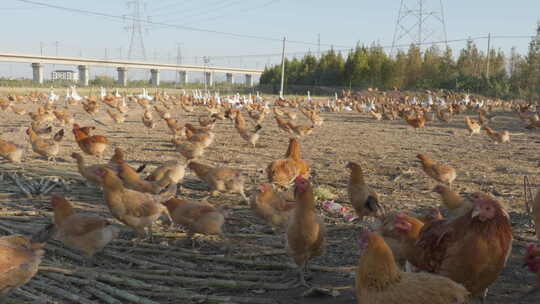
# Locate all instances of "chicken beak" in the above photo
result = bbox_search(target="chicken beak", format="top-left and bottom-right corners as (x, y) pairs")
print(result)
(471, 208), (480, 218)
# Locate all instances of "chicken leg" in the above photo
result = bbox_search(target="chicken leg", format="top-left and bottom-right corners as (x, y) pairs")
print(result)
(477, 288), (488, 303)
(296, 261), (312, 288)
(286, 261), (312, 288)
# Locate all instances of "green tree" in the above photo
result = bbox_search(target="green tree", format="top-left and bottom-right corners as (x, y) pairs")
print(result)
(457, 40), (483, 77)
(523, 22), (540, 101)
(405, 44), (422, 88)
(258, 22), (540, 100)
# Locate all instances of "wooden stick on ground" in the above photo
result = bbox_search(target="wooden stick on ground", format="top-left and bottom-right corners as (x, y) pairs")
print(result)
(31, 279), (96, 304)
(84, 286), (123, 304)
(8, 173), (33, 198)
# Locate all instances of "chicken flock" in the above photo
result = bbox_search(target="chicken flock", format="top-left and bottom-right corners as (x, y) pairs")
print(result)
(0, 87), (539, 303)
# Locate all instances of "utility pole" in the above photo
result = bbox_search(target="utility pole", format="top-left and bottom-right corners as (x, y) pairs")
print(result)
(105, 48), (109, 77)
(40, 42), (44, 56)
(119, 47), (123, 59)
(279, 37), (286, 99)
(203, 56), (210, 93)
(175, 43), (183, 83)
(486, 33), (491, 78)
(54, 41), (59, 69)
(176, 43), (183, 65)
(317, 33), (321, 57)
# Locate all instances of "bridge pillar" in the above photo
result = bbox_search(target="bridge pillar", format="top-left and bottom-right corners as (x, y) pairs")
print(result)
(226, 73), (234, 84)
(31, 63), (43, 84)
(245, 74), (253, 87)
(150, 69), (160, 86)
(78, 65), (89, 86)
(117, 67), (127, 87)
(178, 70), (188, 85)
(204, 72), (213, 87)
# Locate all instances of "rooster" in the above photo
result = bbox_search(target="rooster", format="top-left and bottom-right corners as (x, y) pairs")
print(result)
(394, 193), (512, 301)
(355, 230), (469, 304)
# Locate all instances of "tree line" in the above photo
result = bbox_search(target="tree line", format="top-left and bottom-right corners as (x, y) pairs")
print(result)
(260, 24), (540, 101)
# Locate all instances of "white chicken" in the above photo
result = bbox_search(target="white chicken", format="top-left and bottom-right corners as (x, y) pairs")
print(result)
(48, 87), (59, 104)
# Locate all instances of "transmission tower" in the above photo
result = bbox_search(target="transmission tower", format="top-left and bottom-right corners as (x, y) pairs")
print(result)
(391, 0), (447, 54)
(125, 0), (148, 61)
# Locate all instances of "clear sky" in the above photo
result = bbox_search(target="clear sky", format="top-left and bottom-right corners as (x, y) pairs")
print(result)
(1, 0), (539, 81)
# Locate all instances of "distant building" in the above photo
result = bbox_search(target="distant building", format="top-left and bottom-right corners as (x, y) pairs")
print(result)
(51, 70), (79, 82)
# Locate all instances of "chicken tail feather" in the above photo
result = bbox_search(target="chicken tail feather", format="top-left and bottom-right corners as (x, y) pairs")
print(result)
(365, 195), (385, 216)
(30, 223), (57, 244)
(136, 163), (147, 173)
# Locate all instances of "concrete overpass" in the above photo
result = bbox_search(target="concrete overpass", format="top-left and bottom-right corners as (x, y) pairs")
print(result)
(0, 52), (263, 87)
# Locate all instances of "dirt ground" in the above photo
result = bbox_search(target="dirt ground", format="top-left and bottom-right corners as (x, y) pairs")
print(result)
(0, 91), (539, 303)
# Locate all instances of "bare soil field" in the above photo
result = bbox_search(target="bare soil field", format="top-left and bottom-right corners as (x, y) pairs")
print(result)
(0, 92), (539, 303)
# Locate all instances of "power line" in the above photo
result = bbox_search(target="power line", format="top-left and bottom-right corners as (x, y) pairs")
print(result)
(148, 0), (186, 13)
(491, 35), (535, 39)
(152, 0), (254, 28)
(205, 35), (536, 59)
(152, 0), (236, 19)
(14, 0), (349, 48)
(85, 34), (533, 64)
(10, 0), (536, 67)
(0, 7), (43, 10)
(168, 0), (246, 23)
(156, 0), (251, 27)
(180, 0), (280, 27)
